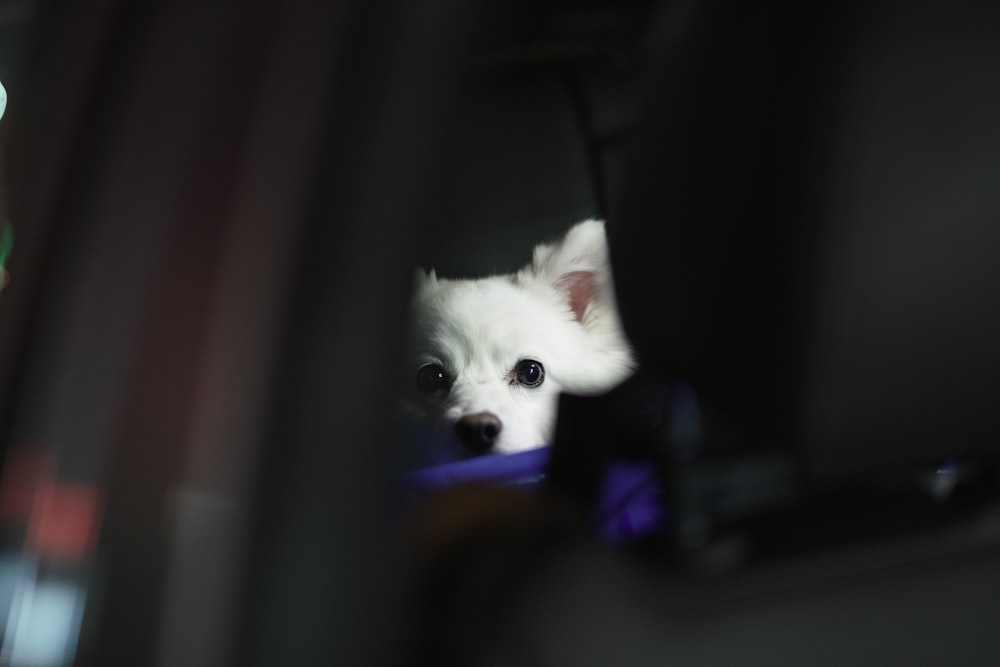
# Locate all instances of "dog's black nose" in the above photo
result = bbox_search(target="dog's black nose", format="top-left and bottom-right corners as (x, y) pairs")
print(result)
(455, 412), (502, 454)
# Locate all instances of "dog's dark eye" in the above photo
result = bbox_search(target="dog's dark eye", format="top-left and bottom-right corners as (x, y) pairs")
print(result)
(416, 363), (450, 392)
(513, 359), (544, 388)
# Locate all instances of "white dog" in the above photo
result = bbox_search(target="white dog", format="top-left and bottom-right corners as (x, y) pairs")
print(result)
(406, 220), (635, 457)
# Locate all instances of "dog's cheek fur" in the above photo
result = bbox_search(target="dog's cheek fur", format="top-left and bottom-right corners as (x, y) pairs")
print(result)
(493, 392), (559, 453)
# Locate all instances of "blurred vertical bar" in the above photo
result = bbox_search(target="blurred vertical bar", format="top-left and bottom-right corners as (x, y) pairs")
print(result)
(0, 0), (289, 665)
(2, 0), (481, 665)
(230, 1), (478, 665)
(150, 0), (349, 665)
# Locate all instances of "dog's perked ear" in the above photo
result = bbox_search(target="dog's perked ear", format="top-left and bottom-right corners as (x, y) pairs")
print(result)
(521, 219), (615, 325)
(413, 267), (438, 291)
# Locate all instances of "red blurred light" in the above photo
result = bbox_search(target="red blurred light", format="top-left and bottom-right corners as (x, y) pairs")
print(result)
(26, 481), (102, 559)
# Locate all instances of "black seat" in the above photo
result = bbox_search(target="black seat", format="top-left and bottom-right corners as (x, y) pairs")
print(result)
(609, 0), (1000, 480)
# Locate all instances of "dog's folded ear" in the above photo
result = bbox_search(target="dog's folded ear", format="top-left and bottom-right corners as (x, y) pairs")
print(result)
(522, 219), (615, 325)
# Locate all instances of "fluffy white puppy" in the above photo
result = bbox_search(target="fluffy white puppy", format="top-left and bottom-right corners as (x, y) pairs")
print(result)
(407, 220), (635, 456)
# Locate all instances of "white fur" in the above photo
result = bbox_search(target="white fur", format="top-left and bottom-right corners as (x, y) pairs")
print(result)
(406, 220), (635, 454)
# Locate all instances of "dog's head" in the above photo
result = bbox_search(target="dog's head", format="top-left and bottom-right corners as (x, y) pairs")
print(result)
(406, 220), (635, 456)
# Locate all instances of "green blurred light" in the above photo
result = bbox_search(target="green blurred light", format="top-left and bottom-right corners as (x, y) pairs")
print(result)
(0, 221), (12, 270)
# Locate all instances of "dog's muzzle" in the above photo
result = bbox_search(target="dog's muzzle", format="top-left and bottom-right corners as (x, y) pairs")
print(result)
(455, 412), (502, 454)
